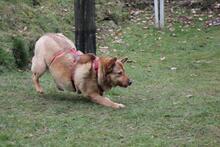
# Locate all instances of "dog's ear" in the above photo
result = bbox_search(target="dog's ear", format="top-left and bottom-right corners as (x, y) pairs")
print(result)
(120, 57), (128, 64)
(105, 57), (117, 73)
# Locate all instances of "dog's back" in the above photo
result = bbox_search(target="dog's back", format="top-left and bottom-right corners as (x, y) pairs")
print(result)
(33, 33), (76, 66)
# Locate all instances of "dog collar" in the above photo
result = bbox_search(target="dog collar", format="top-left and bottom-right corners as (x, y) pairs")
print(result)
(92, 57), (104, 93)
(93, 57), (99, 75)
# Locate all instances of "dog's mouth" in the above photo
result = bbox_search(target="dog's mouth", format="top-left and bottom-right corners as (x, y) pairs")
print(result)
(118, 80), (132, 88)
(122, 84), (131, 88)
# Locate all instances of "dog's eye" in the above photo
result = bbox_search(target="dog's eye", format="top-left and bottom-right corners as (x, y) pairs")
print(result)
(117, 71), (122, 75)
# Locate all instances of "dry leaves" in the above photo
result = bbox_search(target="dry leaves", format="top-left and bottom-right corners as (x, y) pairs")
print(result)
(99, 46), (109, 53)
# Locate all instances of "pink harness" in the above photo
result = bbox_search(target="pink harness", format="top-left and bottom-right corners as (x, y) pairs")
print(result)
(49, 48), (82, 65)
(49, 48), (99, 74)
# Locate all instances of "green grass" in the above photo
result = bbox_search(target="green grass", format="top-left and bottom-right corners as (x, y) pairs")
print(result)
(1, 7), (220, 146)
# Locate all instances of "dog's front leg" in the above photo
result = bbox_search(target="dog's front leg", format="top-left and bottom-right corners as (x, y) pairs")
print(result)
(89, 93), (125, 109)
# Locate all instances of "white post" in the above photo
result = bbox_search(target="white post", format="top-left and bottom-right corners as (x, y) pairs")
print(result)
(154, 0), (165, 29)
(160, 0), (164, 28)
(154, 0), (159, 28)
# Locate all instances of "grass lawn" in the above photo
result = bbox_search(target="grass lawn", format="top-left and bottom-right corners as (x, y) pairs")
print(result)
(0, 22), (220, 146)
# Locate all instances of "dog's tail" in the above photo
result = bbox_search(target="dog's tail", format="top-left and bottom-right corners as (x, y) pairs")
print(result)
(77, 53), (96, 64)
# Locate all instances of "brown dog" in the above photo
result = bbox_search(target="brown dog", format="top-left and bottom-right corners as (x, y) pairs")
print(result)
(31, 33), (132, 109)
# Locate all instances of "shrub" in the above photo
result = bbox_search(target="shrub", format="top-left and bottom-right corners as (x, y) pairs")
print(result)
(0, 48), (14, 72)
(28, 39), (36, 58)
(11, 37), (29, 69)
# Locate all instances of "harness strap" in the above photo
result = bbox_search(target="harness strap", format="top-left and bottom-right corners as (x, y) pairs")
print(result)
(49, 48), (82, 66)
(49, 48), (81, 92)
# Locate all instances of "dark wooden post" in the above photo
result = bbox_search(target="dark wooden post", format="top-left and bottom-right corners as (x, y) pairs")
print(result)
(74, 0), (96, 54)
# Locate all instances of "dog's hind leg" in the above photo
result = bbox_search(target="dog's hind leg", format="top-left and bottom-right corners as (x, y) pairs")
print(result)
(31, 56), (46, 94)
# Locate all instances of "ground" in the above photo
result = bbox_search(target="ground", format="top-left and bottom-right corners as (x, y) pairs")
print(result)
(1, 0), (220, 146)
(0, 16), (220, 146)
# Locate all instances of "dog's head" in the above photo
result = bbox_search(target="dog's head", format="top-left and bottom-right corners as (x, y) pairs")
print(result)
(103, 57), (132, 88)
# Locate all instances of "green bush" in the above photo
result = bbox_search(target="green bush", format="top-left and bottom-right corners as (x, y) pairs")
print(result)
(0, 48), (14, 72)
(11, 37), (29, 69)
(27, 38), (38, 59)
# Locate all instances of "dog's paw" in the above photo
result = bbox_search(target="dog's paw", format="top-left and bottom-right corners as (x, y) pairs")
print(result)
(37, 90), (44, 94)
(118, 103), (125, 108)
(113, 103), (126, 109)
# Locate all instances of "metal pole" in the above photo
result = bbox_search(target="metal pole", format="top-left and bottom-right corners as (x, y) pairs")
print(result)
(154, 0), (159, 28)
(160, 0), (164, 28)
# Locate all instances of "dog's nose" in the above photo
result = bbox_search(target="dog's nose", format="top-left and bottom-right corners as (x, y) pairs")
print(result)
(128, 79), (132, 86)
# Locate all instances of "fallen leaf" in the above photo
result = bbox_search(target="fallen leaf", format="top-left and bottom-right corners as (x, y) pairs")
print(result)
(160, 56), (166, 61)
(186, 94), (193, 98)
(170, 67), (177, 71)
(199, 17), (203, 21)
(99, 46), (109, 53)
